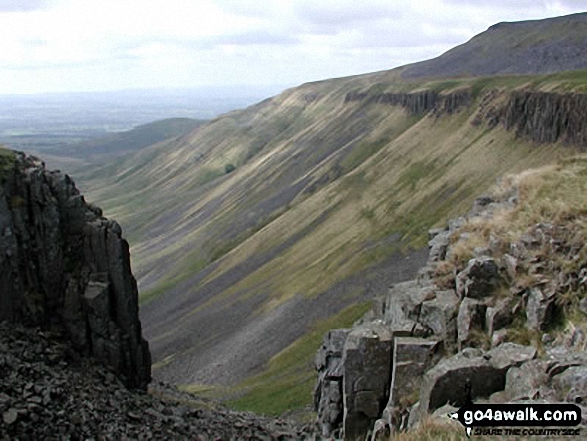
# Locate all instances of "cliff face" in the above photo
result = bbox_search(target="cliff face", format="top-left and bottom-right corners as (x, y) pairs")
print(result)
(344, 90), (471, 115)
(347, 88), (587, 149)
(0, 151), (151, 390)
(501, 91), (587, 147)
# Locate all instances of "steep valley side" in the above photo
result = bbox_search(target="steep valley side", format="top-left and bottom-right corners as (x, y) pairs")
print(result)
(69, 69), (587, 413)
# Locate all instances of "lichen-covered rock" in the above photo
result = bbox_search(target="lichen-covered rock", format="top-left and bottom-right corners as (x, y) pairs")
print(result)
(418, 351), (503, 416)
(428, 230), (450, 262)
(383, 281), (430, 326)
(314, 329), (349, 437)
(487, 343), (536, 372)
(526, 286), (557, 331)
(457, 298), (487, 349)
(418, 344), (535, 417)
(419, 290), (459, 345)
(485, 297), (515, 336)
(456, 257), (501, 299)
(342, 322), (393, 441)
(0, 151), (150, 390)
(383, 337), (441, 431)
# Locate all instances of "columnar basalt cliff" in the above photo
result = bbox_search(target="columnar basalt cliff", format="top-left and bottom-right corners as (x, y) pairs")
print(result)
(475, 90), (587, 148)
(502, 91), (587, 147)
(0, 151), (151, 390)
(344, 90), (471, 115)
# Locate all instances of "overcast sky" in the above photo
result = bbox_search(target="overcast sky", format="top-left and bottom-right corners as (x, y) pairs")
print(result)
(0, 0), (584, 94)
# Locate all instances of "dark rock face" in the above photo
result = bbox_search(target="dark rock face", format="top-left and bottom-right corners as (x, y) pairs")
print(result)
(418, 343), (536, 416)
(0, 152), (151, 390)
(344, 90), (471, 115)
(342, 323), (393, 441)
(503, 92), (587, 148)
(314, 329), (349, 438)
(475, 90), (587, 149)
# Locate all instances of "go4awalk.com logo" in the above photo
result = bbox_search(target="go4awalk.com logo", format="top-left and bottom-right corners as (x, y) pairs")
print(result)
(448, 403), (582, 437)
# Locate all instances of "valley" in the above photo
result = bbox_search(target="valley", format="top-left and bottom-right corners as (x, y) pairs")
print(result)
(70, 53), (587, 417)
(2, 11), (587, 439)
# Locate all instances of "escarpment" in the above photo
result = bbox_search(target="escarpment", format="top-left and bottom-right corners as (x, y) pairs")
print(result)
(344, 89), (471, 115)
(500, 91), (587, 147)
(0, 151), (151, 390)
(347, 88), (587, 149)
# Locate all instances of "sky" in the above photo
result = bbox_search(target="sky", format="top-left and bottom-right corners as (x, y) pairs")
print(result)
(0, 0), (585, 95)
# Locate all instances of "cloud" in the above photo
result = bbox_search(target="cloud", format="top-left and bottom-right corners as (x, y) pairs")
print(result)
(207, 30), (300, 46)
(294, 0), (405, 26)
(0, 0), (48, 12)
(0, 0), (586, 94)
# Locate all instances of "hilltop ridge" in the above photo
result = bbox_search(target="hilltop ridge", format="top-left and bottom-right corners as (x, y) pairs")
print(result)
(402, 12), (587, 79)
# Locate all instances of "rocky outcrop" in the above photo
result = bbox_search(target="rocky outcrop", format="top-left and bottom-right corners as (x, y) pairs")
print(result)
(344, 90), (471, 115)
(503, 92), (587, 147)
(314, 329), (349, 438)
(314, 185), (587, 439)
(475, 90), (587, 148)
(0, 151), (151, 390)
(341, 323), (393, 441)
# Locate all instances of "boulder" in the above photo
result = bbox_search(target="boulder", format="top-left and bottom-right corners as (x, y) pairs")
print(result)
(342, 322), (393, 441)
(487, 343), (536, 371)
(504, 360), (550, 401)
(428, 231), (450, 262)
(418, 352), (503, 416)
(552, 366), (587, 403)
(383, 338), (440, 429)
(457, 298), (487, 349)
(485, 297), (515, 336)
(491, 329), (508, 348)
(419, 344), (535, 416)
(384, 281), (430, 326)
(314, 329), (349, 437)
(526, 287), (557, 331)
(370, 419), (391, 441)
(418, 290), (460, 345)
(456, 257), (501, 299)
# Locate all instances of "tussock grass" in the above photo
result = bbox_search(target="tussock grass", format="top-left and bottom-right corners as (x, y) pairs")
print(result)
(437, 155), (587, 347)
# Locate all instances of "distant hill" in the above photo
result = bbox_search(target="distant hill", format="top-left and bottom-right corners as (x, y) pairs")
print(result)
(53, 118), (205, 158)
(402, 12), (587, 79)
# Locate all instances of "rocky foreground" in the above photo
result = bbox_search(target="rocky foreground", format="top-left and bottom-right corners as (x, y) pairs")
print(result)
(315, 162), (587, 440)
(0, 321), (312, 440)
